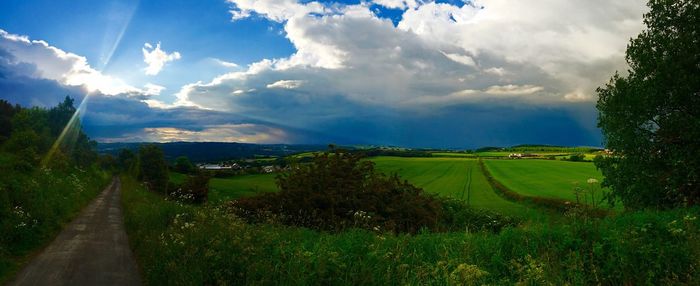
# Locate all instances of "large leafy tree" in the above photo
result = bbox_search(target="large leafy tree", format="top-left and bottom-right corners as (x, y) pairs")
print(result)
(596, 0), (699, 209)
(138, 144), (169, 194)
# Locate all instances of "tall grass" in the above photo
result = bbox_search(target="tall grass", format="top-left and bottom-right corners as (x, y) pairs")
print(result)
(0, 163), (109, 283)
(121, 175), (700, 285)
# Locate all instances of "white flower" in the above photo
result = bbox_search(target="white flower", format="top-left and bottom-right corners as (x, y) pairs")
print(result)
(587, 178), (599, 184)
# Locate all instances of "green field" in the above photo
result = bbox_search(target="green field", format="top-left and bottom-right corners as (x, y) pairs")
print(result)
(430, 152), (475, 157)
(483, 159), (606, 203)
(370, 157), (535, 217)
(177, 157), (542, 217)
(209, 174), (278, 203)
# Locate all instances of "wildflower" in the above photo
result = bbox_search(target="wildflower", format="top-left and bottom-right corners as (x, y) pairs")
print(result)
(587, 178), (599, 184)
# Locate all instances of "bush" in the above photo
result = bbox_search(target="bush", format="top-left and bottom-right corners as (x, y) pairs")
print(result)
(228, 150), (444, 233)
(568, 153), (585, 162)
(169, 172), (210, 204)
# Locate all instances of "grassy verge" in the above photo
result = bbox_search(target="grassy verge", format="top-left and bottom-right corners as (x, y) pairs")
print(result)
(121, 175), (700, 285)
(0, 166), (110, 283)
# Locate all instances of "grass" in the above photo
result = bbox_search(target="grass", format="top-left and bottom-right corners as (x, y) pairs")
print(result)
(209, 174), (278, 203)
(169, 171), (187, 185)
(430, 152), (475, 158)
(0, 164), (109, 284)
(483, 159), (606, 203)
(120, 174), (700, 285)
(370, 157), (539, 218)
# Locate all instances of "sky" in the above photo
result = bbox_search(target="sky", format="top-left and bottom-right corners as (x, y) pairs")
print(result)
(0, 0), (648, 148)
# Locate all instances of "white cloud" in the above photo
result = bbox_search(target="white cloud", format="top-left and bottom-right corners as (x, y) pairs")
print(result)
(0, 29), (140, 95)
(174, 0), (647, 133)
(485, 84), (543, 95)
(372, 0), (420, 9)
(212, 58), (239, 68)
(226, 0), (327, 22)
(142, 42), (181, 75)
(143, 83), (166, 96)
(266, 80), (304, 89)
(441, 51), (477, 67)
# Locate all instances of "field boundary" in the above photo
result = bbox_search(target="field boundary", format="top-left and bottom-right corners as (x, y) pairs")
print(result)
(477, 159), (607, 215)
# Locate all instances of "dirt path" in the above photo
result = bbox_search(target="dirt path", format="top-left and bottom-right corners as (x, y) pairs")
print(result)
(8, 177), (141, 286)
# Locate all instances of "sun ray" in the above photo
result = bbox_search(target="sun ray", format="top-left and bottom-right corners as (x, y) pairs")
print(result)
(41, 94), (91, 167)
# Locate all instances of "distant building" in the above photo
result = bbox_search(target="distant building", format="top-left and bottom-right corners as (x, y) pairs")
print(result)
(198, 164), (232, 170)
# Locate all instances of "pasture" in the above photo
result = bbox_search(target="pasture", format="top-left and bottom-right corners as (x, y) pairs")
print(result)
(483, 159), (606, 203)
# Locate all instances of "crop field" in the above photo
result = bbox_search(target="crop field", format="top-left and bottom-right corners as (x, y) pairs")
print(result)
(188, 157), (541, 217)
(370, 157), (536, 217)
(483, 159), (607, 203)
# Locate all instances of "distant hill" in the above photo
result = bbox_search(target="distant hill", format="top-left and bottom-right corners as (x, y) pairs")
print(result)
(98, 142), (331, 163)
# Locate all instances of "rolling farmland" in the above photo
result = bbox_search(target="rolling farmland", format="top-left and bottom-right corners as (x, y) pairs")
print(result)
(190, 156), (543, 217)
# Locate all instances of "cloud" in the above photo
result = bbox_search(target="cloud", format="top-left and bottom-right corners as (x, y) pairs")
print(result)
(372, 0), (420, 10)
(0, 29), (140, 96)
(266, 80), (304, 89)
(2, 0), (649, 147)
(171, 0), (646, 147)
(226, 0), (327, 22)
(142, 42), (181, 75)
(103, 124), (288, 143)
(212, 58), (239, 68)
(143, 83), (166, 96)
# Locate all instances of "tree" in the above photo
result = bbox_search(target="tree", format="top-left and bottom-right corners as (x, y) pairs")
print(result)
(596, 0), (699, 209)
(138, 144), (169, 194)
(0, 99), (19, 142)
(118, 149), (137, 173)
(174, 156), (195, 174)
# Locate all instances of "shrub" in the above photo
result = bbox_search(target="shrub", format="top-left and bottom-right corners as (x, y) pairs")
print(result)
(568, 153), (585, 162)
(228, 150), (445, 233)
(169, 172), (210, 204)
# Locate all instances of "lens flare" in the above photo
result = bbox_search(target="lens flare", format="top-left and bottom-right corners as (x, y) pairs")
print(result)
(41, 94), (91, 167)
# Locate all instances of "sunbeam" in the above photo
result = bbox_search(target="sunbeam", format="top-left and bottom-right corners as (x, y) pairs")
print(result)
(100, 0), (139, 69)
(40, 94), (91, 167)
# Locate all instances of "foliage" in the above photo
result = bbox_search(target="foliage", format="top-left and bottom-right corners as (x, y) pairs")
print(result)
(0, 100), (20, 142)
(121, 176), (700, 285)
(596, 0), (700, 208)
(173, 156), (195, 174)
(0, 98), (107, 283)
(117, 148), (137, 174)
(169, 172), (210, 204)
(567, 153), (585, 162)
(138, 144), (169, 194)
(229, 150), (447, 233)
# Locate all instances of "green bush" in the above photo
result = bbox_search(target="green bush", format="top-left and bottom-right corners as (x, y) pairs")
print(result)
(228, 150), (444, 233)
(168, 172), (210, 204)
